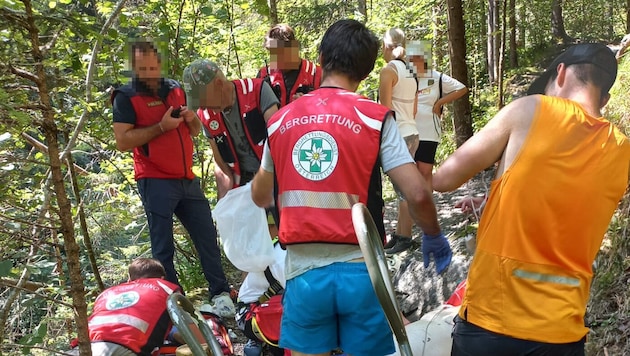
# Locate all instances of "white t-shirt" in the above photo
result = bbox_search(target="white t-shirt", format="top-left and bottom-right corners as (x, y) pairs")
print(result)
(415, 70), (465, 142)
(238, 243), (286, 304)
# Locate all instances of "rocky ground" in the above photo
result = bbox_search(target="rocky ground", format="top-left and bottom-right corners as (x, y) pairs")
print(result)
(208, 171), (494, 355)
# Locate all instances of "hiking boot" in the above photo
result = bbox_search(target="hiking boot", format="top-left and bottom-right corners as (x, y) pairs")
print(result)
(201, 292), (236, 318)
(243, 338), (262, 356)
(383, 233), (401, 249)
(385, 236), (413, 254)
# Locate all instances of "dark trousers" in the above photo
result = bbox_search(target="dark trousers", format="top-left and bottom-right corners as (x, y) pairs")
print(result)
(451, 316), (585, 356)
(137, 177), (230, 298)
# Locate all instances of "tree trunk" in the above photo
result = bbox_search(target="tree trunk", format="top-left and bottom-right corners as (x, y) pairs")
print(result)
(268, 0), (278, 25)
(20, 0), (91, 354)
(357, 0), (367, 22)
(447, 0), (473, 146)
(606, 1), (614, 40)
(172, 0), (187, 76)
(487, 0), (499, 84)
(65, 133), (105, 293)
(509, 0), (518, 68)
(433, 3), (446, 69)
(551, 0), (573, 44)
(498, 0), (507, 108)
(627, 0), (630, 34)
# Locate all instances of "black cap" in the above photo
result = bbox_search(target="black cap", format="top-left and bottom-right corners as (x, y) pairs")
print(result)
(527, 43), (617, 95)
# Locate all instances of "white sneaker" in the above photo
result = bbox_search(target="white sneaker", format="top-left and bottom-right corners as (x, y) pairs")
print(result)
(202, 292), (236, 318)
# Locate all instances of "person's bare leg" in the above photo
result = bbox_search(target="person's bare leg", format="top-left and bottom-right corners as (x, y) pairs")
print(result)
(395, 200), (413, 238)
(416, 161), (434, 190)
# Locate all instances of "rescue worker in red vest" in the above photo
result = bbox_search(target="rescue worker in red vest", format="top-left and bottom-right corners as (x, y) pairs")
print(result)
(257, 23), (322, 107)
(251, 19), (452, 356)
(182, 59), (279, 197)
(433, 43), (630, 355)
(69, 258), (179, 356)
(111, 41), (234, 317)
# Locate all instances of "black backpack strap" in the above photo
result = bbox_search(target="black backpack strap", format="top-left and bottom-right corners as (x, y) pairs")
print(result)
(259, 267), (284, 303)
(264, 267), (283, 293)
(258, 239), (284, 303)
(439, 72), (443, 98)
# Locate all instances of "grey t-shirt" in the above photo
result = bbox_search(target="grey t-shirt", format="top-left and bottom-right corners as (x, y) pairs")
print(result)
(204, 81), (279, 173)
(261, 114), (414, 279)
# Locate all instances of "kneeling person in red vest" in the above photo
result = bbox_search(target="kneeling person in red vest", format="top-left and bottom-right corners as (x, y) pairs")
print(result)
(69, 258), (180, 356)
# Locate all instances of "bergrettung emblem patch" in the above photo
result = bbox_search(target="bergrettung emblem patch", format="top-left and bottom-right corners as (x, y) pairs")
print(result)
(292, 131), (338, 181)
(209, 120), (220, 131)
(105, 291), (140, 310)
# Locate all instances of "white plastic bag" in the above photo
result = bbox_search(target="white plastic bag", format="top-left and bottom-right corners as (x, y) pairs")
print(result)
(213, 183), (275, 272)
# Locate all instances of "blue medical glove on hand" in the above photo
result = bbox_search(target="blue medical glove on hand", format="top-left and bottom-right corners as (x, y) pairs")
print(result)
(422, 232), (452, 274)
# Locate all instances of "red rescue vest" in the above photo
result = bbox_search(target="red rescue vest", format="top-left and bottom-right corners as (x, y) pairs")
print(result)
(111, 80), (194, 180)
(198, 78), (268, 187)
(267, 87), (389, 245)
(88, 278), (180, 355)
(259, 59), (322, 107)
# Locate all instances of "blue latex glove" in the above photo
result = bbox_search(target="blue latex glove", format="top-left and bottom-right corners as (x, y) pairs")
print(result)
(422, 232), (452, 274)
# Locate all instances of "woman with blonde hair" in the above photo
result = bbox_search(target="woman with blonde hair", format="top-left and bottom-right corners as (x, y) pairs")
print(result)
(387, 41), (469, 254)
(378, 28), (421, 254)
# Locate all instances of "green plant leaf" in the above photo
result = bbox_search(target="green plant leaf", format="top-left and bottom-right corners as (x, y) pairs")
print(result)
(0, 260), (12, 277)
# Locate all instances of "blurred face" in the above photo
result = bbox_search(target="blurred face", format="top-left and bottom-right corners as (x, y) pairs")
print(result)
(409, 55), (429, 77)
(267, 39), (300, 70)
(133, 49), (161, 89)
(199, 74), (233, 111)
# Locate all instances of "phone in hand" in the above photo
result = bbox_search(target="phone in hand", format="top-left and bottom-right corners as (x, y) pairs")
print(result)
(171, 106), (183, 118)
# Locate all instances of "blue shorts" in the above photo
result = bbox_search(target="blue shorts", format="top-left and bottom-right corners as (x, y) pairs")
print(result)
(279, 262), (395, 355)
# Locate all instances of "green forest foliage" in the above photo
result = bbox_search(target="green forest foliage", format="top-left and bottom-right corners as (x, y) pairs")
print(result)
(0, 0), (629, 354)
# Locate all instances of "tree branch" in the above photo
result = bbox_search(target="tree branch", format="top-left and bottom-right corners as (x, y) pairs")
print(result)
(8, 63), (41, 85)
(16, 103), (46, 110)
(21, 133), (89, 175)
(1, 343), (76, 355)
(0, 277), (45, 292)
(59, 0), (129, 162)
(0, 251), (33, 342)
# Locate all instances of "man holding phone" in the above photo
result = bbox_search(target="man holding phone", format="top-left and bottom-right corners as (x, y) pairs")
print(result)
(111, 40), (235, 317)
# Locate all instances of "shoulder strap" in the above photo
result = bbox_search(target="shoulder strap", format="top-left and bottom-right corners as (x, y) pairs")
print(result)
(259, 267), (284, 303)
(439, 72), (443, 99)
(259, 239), (284, 302)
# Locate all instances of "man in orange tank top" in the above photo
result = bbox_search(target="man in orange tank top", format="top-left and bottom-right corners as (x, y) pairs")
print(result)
(434, 43), (630, 355)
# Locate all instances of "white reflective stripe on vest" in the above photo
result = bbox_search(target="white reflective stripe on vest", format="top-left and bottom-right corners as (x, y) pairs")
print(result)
(237, 78), (254, 95)
(280, 190), (359, 209)
(156, 279), (175, 295)
(89, 315), (150, 333)
(512, 269), (581, 287)
(354, 106), (384, 131)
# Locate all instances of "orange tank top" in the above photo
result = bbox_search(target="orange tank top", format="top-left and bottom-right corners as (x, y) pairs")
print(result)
(460, 95), (630, 343)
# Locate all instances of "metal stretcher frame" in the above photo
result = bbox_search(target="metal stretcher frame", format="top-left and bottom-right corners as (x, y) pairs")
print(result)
(166, 293), (225, 356)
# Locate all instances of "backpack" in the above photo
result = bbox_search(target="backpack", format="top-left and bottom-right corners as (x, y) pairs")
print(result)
(251, 294), (283, 346)
(247, 264), (284, 346)
(201, 311), (234, 355)
(159, 311), (234, 356)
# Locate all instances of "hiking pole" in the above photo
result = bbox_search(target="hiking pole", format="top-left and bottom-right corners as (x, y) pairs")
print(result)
(352, 203), (413, 356)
